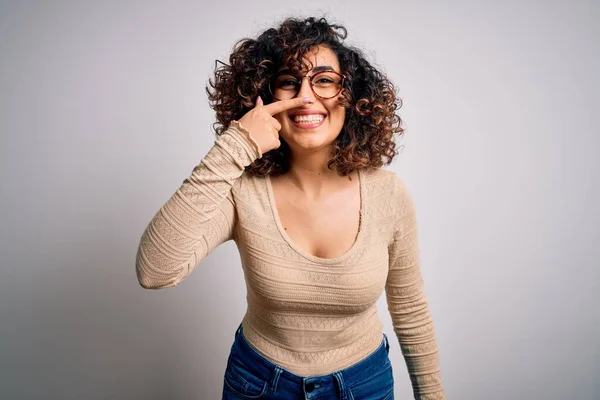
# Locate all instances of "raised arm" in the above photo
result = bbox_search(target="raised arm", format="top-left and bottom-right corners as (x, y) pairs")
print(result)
(135, 96), (315, 289)
(385, 177), (445, 399)
(135, 121), (262, 289)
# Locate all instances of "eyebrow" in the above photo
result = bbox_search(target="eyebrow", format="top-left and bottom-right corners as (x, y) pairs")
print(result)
(277, 65), (337, 75)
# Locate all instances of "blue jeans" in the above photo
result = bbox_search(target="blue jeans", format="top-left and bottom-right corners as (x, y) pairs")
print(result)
(222, 323), (394, 399)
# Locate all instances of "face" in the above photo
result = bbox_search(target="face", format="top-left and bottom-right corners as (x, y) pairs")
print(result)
(272, 45), (346, 153)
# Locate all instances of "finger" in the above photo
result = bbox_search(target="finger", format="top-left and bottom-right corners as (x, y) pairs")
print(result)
(270, 127), (280, 147)
(264, 97), (313, 116)
(271, 118), (282, 131)
(255, 95), (263, 107)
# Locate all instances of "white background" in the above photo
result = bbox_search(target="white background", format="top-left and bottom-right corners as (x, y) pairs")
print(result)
(1, 1), (598, 399)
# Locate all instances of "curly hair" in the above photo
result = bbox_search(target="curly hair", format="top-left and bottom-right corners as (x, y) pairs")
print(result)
(205, 16), (404, 177)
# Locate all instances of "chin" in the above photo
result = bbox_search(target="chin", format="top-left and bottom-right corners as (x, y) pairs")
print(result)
(290, 134), (339, 150)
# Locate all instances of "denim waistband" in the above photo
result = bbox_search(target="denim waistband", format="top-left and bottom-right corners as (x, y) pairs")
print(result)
(231, 323), (390, 398)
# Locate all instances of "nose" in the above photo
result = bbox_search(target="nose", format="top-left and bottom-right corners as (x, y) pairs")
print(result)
(296, 76), (315, 101)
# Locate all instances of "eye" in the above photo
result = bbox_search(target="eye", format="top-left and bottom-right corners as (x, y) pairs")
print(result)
(311, 72), (341, 86)
(275, 75), (300, 89)
(281, 79), (299, 88)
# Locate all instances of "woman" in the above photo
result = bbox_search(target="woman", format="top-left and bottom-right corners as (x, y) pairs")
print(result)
(135, 16), (445, 400)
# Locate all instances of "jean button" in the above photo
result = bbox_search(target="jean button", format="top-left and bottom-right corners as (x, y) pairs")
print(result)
(306, 382), (315, 392)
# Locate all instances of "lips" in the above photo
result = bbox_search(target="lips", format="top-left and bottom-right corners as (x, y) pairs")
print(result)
(288, 110), (327, 117)
(287, 109), (327, 129)
(289, 116), (326, 129)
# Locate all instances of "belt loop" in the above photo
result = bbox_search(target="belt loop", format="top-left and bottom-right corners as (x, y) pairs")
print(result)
(270, 366), (282, 394)
(334, 371), (348, 400)
(383, 333), (390, 353)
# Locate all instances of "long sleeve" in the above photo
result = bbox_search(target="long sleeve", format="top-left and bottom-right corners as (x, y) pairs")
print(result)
(385, 178), (445, 399)
(135, 121), (262, 289)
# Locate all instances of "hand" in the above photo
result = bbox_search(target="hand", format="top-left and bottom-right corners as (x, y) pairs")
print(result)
(238, 95), (314, 154)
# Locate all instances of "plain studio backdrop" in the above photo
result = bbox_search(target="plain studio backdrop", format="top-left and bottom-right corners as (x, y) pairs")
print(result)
(1, 1), (598, 399)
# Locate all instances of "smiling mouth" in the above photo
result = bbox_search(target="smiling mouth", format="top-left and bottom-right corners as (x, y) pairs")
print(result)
(289, 114), (326, 124)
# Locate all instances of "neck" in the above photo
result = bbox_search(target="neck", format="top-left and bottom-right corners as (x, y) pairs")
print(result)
(284, 147), (351, 200)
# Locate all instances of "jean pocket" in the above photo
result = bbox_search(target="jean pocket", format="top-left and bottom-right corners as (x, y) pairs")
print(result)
(348, 362), (394, 400)
(223, 358), (268, 399)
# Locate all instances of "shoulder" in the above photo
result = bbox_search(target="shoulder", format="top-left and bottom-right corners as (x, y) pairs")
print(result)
(364, 168), (411, 199)
(361, 168), (416, 228)
(373, 169), (416, 218)
(361, 167), (397, 189)
(232, 169), (269, 202)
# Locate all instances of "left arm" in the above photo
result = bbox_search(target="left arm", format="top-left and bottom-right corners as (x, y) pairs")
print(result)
(385, 178), (445, 400)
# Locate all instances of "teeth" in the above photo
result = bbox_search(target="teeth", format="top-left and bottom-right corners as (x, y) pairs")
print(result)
(293, 114), (324, 123)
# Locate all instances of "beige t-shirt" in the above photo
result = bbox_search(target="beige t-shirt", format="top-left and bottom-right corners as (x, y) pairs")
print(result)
(135, 121), (445, 399)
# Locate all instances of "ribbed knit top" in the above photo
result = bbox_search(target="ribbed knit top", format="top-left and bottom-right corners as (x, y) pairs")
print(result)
(135, 121), (445, 399)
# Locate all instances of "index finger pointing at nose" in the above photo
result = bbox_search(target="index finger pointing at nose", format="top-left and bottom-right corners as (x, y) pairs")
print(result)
(264, 97), (313, 116)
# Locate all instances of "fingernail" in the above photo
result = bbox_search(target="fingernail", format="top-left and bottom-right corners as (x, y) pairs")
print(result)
(256, 96), (263, 105)
(302, 97), (313, 104)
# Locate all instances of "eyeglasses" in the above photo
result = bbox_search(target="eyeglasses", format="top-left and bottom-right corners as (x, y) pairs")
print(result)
(268, 70), (346, 100)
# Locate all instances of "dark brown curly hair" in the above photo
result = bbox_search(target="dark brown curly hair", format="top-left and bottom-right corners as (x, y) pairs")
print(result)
(206, 16), (404, 177)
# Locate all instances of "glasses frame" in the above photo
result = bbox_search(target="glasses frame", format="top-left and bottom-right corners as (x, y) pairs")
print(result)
(268, 70), (346, 101)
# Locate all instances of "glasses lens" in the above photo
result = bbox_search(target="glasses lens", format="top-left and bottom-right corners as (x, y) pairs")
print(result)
(271, 75), (300, 100)
(311, 72), (343, 98)
(271, 72), (343, 100)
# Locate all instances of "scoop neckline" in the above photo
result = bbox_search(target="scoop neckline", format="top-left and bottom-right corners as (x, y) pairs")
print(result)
(265, 168), (365, 265)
